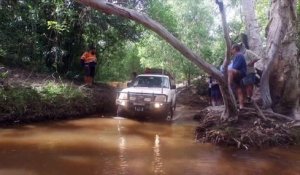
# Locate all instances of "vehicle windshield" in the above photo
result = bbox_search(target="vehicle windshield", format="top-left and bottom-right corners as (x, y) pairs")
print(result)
(133, 76), (170, 88)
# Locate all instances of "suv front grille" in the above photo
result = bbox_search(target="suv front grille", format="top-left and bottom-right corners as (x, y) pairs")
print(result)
(129, 94), (154, 103)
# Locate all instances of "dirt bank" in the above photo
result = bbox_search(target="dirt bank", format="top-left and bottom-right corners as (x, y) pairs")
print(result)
(176, 85), (300, 149)
(194, 106), (300, 149)
(176, 86), (209, 108)
(0, 67), (117, 125)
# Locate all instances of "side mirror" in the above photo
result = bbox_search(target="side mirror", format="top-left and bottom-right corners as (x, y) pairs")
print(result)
(171, 85), (176, 89)
(127, 82), (133, 87)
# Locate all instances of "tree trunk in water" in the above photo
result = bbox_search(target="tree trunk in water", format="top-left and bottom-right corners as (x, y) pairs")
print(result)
(261, 0), (299, 118)
(76, 0), (238, 120)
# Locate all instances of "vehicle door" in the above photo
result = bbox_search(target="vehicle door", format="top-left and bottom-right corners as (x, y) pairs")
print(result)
(169, 78), (176, 106)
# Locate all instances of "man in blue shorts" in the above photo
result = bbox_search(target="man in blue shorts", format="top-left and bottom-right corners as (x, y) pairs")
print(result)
(228, 44), (247, 109)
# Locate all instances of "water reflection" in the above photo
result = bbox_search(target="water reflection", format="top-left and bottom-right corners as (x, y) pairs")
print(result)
(0, 117), (299, 175)
(152, 134), (165, 175)
(118, 119), (128, 175)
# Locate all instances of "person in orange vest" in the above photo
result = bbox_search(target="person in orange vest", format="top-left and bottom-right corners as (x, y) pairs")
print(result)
(80, 45), (97, 86)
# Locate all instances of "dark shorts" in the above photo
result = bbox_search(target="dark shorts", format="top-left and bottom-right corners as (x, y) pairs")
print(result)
(211, 85), (222, 99)
(84, 62), (96, 77)
(230, 71), (245, 92)
(208, 88), (212, 97)
(233, 73), (244, 86)
(242, 73), (256, 86)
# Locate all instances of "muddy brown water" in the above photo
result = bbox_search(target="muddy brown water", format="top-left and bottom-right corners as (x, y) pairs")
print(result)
(0, 110), (299, 175)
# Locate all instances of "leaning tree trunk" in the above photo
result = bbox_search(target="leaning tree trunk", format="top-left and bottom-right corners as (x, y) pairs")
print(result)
(261, 0), (299, 117)
(76, 0), (238, 120)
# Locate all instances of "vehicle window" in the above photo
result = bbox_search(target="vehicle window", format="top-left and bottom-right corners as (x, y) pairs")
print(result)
(133, 76), (169, 88)
(162, 77), (170, 88)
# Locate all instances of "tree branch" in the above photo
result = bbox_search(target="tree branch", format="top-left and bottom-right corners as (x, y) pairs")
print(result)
(77, 0), (225, 82)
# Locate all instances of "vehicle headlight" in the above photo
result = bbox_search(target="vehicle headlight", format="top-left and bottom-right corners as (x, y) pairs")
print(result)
(154, 103), (163, 108)
(154, 95), (166, 102)
(119, 93), (128, 100)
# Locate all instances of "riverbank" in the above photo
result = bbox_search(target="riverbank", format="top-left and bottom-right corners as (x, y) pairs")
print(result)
(0, 67), (116, 125)
(194, 106), (300, 149)
(177, 85), (300, 149)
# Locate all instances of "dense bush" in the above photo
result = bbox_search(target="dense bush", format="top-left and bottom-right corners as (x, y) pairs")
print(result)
(0, 83), (86, 116)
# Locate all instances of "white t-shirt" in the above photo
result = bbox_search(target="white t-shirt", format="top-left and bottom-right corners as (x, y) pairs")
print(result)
(244, 50), (261, 74)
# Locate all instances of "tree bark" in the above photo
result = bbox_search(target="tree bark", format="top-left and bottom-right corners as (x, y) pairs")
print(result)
(215, 0), (238, 120)
(76, 0), (238, 120)
(261, 0), (299, 118)
(241, 0), (266, 71)
(241, 0), (264, 57)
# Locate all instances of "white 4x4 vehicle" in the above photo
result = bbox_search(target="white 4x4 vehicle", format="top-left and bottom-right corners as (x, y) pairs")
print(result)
(116, 72), (176, 119)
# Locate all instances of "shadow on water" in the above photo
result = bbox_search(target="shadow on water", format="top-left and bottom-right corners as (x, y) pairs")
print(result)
(0, 116), (299, 175)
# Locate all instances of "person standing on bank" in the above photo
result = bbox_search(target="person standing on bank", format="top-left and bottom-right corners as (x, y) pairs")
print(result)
(228, 44), (247, 109)
(80, 45), (97, 87)
(241, 45), (261, 102)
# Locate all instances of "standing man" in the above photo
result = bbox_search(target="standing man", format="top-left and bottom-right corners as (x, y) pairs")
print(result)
(228, 44), (247, 109)
(242, 48), (261, 102)
(81, 44), (97, 87)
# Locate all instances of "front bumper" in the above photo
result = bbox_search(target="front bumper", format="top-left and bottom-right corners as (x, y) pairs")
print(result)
(116, 99), (170, 115)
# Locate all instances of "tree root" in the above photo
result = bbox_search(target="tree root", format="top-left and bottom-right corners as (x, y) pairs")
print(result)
(252, 100), (267, 121)
(195, 106), (298, 149)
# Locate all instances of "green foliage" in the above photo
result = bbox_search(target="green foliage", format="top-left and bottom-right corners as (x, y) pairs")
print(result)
(0, 82), (85, 116)
(256, 0), (269, 36)
(0, 71), (8, 79)
(47, 21), (69, 33)
(0, 0), (278, 83)
(0, 0), (144, 79)
(137, 0), (225, 81)
(0, 87), (41, 116)
(38, 82), (83, 100)
(99, 42), (143, 81)
(147, 0), (177, 33)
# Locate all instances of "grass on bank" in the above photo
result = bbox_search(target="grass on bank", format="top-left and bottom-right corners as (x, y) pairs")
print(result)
(0, 81), (92, 119)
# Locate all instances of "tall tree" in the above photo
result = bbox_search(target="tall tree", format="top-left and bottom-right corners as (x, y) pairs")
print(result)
(241, 0), (264, 57)
(260, 0), (299, 117)
(239, 0), (299, 118)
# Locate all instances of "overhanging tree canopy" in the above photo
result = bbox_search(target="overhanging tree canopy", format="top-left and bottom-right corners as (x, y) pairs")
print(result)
(76, 0), (239, 120)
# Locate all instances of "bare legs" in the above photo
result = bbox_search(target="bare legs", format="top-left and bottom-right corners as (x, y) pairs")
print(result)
(236, 87), (244, 108)
(245, 84), (254, 101)
(84, 76), (93, 87)
(228, 69), (244, 109)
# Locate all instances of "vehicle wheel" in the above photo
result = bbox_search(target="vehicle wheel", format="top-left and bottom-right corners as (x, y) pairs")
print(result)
(173, 101), (177, 111)
(166, 106), (174, 121)
(117, 106), (125, 117)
